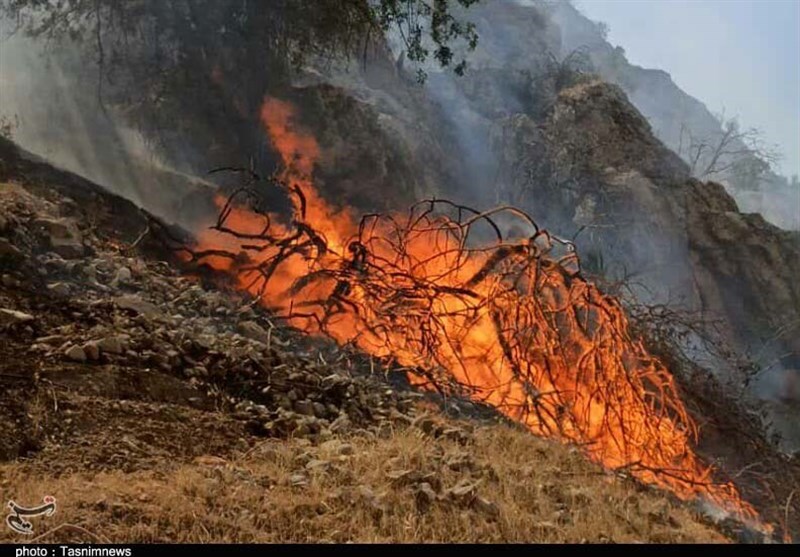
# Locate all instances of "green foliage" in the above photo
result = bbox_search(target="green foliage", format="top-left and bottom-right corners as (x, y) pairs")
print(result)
(372, 0), (479, 81)
(0, 0), (481, 167)
(1, 1), (480, 81)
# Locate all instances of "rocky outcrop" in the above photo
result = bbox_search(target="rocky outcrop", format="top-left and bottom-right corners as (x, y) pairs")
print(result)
(487, 79), (799, 448)
(684, 181), (800, 357)
(491, 79), (800, 356)
(547, 0), (799, 230)
(279, 18), (799, 423)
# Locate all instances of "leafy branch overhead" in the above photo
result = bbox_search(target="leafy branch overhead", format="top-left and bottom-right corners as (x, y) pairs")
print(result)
(1, 0), (480, 80)
(0, 0), (482, 170)
(372, 0), (480, 81)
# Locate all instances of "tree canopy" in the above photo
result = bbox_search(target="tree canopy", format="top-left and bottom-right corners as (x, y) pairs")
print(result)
(1, 0), (481, 170)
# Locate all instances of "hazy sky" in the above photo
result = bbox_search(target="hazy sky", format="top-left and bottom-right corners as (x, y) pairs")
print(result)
(575, 0), (800, 179)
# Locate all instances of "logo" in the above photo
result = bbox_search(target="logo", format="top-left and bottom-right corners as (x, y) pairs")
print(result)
(6, 496), (57, 535)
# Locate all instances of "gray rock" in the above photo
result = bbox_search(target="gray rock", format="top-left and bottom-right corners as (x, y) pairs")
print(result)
(82, 264), (98, 282)
(0, 238), (22, 259)
(312, 402), (327, 418)
(33, 217), (85, 259)
(65, 345), (87, 362)
(415, 482), (438, 507)
(97, 336), (124, 355)
(0, 308), (35, 327)
(112, 267), (133, 286)
(115, 295), (159, 318)
(47, 282), (71, 297)
(473, 497), (500, 518)
(35, 334), (65, 346)
(294, 400), (315, 416)
(305, 459), (330, 472)
(83, 341), (101, 361)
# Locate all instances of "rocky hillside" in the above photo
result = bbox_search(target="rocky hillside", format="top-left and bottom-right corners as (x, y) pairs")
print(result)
(546, 0), (799, 231)
(1, 136), (766, 543)
(0, 1), (798, 543)
(264, 3), (800, 453)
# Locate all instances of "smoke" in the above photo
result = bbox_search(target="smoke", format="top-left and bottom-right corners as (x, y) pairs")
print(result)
(0, 25), (215, 226)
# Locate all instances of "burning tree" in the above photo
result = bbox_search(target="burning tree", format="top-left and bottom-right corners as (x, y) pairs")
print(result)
(177, 97), (769, 531)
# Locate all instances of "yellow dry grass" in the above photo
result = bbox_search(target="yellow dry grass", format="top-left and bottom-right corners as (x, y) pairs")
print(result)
(0, 416), (728, 544)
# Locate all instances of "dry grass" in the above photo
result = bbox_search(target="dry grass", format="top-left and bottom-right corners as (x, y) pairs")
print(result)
(0, 417), (728, 543)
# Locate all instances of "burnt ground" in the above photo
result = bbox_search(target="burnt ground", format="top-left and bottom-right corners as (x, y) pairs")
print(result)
(0, 137), (796, 543)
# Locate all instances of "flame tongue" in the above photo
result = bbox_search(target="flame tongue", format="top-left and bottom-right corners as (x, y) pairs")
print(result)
(194, 97), (764, 529)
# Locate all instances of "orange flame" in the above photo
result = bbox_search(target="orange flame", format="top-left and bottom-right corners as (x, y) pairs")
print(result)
(194, 97), (769, 532)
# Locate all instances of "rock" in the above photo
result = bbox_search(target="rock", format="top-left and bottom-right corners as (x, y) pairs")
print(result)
(473, 496), (500, 518)
(294, 400), (315, 416)
(329, 414), (352, 434)
(319, 440), (354, 456)
(35, 334), (65, 346)
(289, 474), (308, 487)
(97, 336), (124, 355)
(0, 238), (22, 259)
(65, 345), (87, 362)
(237, 321), (270, 344)
(83, 341), (101, 361)
(318, 439), (342, 452)
(0, 308), (35, 327)
(33, 217), (85, 259)
(115, 295), (159, 318)
(47, 282), (71, 297)
(305, 459), (330, 472)
(312, 402), (327, 418)
(415, 482), (438, 509)
(112, 267), (133, 286)
(447, 479), (479, 500)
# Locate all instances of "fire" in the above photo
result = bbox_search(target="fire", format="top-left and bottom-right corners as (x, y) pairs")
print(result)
(191, 97), (767, 529)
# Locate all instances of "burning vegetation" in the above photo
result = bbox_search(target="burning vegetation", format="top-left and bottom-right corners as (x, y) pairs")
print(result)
(181, 98), (769, 531)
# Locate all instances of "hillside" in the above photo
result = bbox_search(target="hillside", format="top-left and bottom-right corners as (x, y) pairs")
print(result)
(0, 137), (747, 543)
(0, 0), (798, 545)
(281, 0), (800, 454)
(547, 0), (799, 231)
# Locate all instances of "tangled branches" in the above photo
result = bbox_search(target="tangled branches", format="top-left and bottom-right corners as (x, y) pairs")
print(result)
(181, 177), (761, 523)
